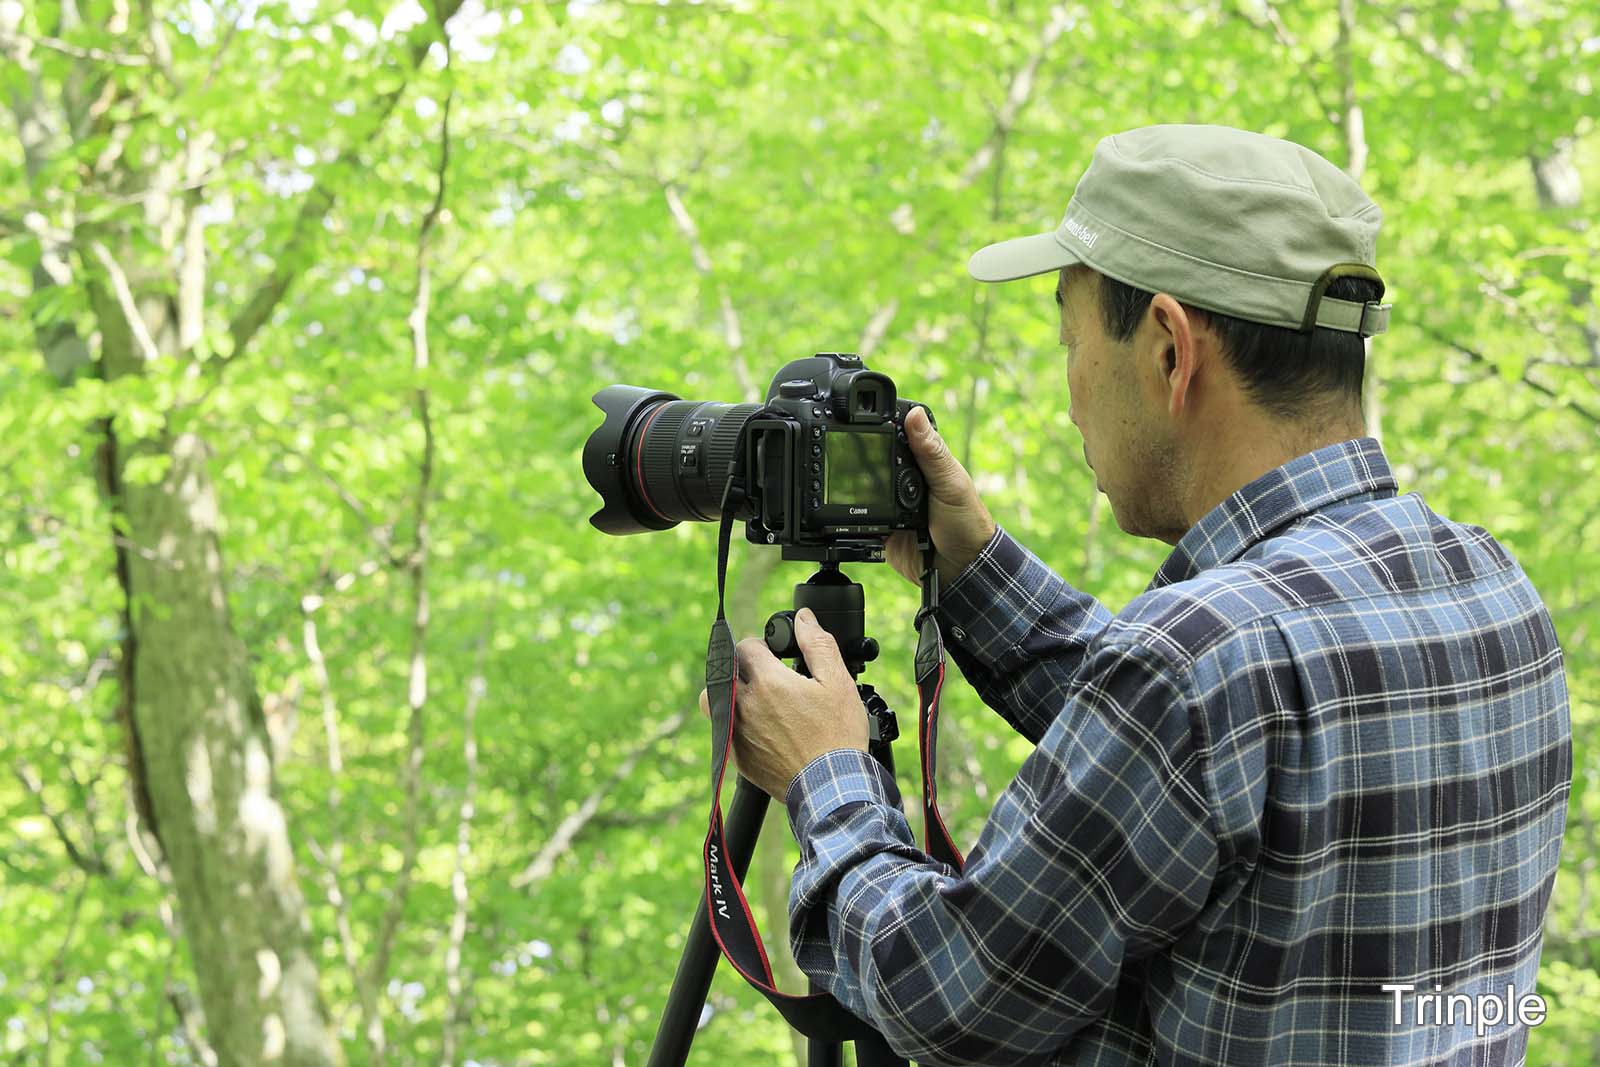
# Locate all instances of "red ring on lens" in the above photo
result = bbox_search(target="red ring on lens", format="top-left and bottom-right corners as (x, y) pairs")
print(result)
(633, 402), (672, 523)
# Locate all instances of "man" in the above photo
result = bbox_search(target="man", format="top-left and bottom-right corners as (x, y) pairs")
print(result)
(699, 125), (1571, 1065)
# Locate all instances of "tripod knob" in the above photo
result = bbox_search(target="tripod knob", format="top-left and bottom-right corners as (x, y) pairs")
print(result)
(764, 612), (799, 659)
(852, 636), (880, 663)
(764, 612), (878, 669)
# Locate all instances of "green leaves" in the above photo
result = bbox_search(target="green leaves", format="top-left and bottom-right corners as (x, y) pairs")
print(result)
(1, 0), (1598, 1063)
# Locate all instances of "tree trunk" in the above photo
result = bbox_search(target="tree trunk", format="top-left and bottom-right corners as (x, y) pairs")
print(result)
(5, 3), (345, 1052)
(97, 317), (343, 1066)
(127, 444), (341, 1067)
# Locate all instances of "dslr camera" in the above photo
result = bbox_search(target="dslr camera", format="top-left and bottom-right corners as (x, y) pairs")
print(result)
(583, 353), (932, 561)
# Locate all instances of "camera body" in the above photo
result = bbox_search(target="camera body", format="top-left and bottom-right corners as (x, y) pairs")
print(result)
(741, 353), (930, 553)
(582, 352), (933, 562)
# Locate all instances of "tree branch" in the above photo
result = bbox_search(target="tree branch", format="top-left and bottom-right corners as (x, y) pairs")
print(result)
(297, 589), (367, 1040)
(1425, 326), (1600, 426)
(42, 879), (89, 1067)
(4, 14), (97, 386)
(361, 80), (452, 1067)
(1333, 0), (1382, 442)
(1240, 1), (1339, 122)
(13, 763), (108, 876)
(661, 181), (757, 400)
(856, 300), (899, 358)
(176, 131), (214, 352)
(1335, 0), (1367, 182)
(442, 596), (495, 1067)
(310, 457), (401, 558)
(220, 0), (464, 363)
(87, 241), (162, 363)
(1383, 7), (1475, 78)
(0, 30), (150, 66)
(512, 712), (690, 889)
(957, 6), (1074, 188)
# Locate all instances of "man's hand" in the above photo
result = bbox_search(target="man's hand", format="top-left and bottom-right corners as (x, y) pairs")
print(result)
(885, 404), (997, 589)
(699, 607), (868, 801)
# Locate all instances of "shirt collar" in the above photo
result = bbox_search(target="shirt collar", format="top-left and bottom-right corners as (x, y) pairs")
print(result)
(1148, 437), (1398, 590)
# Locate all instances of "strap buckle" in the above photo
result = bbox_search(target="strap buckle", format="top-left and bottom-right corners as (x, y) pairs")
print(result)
(914, 544), (939, 627)
(1299, 262), (1387, 335)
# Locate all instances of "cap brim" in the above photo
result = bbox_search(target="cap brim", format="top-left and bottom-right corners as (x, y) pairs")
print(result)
(967, 231), (1082, 282)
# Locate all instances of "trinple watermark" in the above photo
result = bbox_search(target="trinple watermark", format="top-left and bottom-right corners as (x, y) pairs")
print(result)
(1381, 984), (1548, 1037)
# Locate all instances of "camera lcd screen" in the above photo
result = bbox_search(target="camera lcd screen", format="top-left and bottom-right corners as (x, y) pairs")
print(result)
(825, 432), (893, 509)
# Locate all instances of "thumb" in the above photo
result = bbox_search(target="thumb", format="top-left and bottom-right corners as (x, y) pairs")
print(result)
(794, 608), (851, 690)
(905, 406), (958, 485)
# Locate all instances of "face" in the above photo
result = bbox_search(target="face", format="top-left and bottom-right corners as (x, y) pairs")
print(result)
(1057, 267), (1186, 542)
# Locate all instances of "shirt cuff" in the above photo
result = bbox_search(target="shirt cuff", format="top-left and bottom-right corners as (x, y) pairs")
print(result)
(937, 524), (1060, 671)
(785, 748), (903, 841)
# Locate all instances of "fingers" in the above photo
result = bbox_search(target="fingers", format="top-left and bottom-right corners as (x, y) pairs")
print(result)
(904, 405), (963, 495)
(793, 607), (853, 691)
(734, 636), (775, 686)
(883, 531), (921, 588)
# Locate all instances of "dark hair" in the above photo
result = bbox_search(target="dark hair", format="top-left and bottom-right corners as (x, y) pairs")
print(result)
(1093, 271), (1381, 421)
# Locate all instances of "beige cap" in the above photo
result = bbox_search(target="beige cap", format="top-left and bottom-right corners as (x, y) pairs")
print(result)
(968, 124), (1392, 336)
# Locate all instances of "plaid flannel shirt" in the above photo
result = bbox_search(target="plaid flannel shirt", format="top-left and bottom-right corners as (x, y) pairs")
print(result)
(785, 437), (1571, 1066)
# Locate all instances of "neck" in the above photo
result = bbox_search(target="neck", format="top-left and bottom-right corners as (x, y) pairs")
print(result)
(1179, 410), (1366, 533)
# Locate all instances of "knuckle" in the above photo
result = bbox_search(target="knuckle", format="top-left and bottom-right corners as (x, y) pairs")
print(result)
(734, 638), (763, 678)
(809, 631), (839, 657)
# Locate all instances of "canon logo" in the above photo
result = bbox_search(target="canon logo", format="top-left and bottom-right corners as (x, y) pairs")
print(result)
(849, 507), (868, 515)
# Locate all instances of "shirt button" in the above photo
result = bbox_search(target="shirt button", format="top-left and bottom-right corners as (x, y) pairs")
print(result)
(951, 625), (967, 641)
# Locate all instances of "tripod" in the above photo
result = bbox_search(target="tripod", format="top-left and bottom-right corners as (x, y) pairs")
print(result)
(648, 555), (912, 1067)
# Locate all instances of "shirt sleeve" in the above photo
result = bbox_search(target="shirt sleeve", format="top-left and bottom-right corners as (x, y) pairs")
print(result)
(785, 642), (1219, 1067)
(937, 524), (1117, 744)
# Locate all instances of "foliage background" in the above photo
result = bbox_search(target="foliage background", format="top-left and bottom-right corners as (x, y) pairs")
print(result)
(1, 0), (1597, 1064)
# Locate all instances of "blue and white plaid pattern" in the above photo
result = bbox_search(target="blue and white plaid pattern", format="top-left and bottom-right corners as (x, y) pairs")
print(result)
(785, 437), (1571, 1066)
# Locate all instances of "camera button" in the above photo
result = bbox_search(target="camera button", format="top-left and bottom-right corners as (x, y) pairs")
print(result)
(810, 497), (821, 510)
(811, 426), (821, 439)
(952, 625), (967, 642)
(811, 444), (821, 457)
(810, 479), (820, 492)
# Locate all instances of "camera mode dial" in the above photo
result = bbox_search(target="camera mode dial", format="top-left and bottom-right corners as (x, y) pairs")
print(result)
(895, 468), (924, 508)
(778, 379), (815, 399)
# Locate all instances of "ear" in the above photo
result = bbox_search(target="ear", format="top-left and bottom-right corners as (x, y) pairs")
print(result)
(1145, 293), (1200, 419)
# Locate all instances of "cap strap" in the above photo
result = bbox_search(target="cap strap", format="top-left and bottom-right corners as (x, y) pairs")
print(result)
(1301, 262), (1390, 337)
(1315, 295), (1392, 337)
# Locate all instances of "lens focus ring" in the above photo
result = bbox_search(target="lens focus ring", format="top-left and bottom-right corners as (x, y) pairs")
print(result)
(635, 402), (694, 522)
(704, 403), (761, 514)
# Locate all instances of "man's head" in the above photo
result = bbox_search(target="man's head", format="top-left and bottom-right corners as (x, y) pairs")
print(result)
(969, 124), (1392, 543)
(1054, 263), (1378, 542)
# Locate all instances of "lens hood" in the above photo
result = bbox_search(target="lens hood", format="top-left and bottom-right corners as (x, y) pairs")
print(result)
(583, 384), (681, 534)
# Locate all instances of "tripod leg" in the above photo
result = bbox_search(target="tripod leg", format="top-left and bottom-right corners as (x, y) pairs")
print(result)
(647, 777), (771, 1067)
(807, 981), (844, 1065)
(853, 1031), (909, 1067)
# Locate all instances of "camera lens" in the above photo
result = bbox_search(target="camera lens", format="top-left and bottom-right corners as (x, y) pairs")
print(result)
(583, 385), (761, 534)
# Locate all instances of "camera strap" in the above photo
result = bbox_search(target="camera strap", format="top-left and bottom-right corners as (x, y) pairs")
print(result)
(703, 464), (966, 1040)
